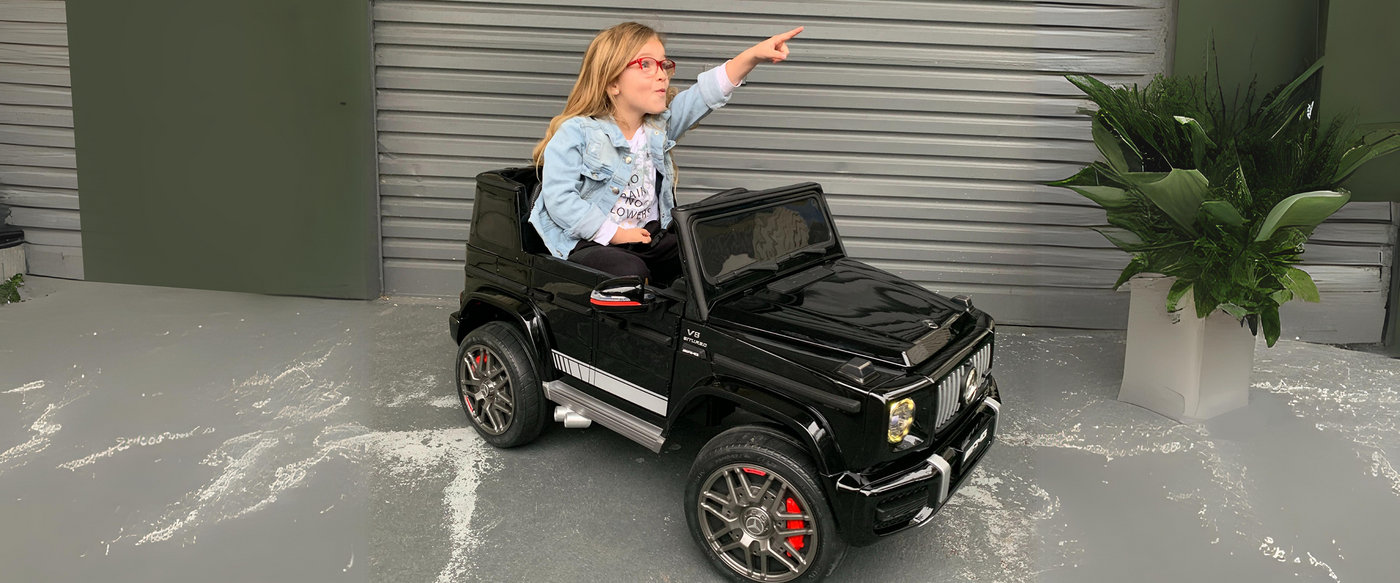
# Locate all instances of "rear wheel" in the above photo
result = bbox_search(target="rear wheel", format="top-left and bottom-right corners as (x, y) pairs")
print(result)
(455, 321), (547, 447)
(685, 425), (847, 582)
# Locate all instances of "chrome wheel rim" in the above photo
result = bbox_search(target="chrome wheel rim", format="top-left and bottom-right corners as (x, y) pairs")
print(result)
(457, 344), (514, 435)
(697, 463), (816, 582)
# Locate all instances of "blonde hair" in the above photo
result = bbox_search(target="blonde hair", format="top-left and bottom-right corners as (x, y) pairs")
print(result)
(530, 21), (680, 168)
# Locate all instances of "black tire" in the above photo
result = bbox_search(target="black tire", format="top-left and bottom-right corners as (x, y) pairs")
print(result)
(455, 321), (548, 448)
(684, 425), (848, 583)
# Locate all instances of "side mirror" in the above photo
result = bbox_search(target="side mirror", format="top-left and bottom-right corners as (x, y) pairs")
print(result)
(590, 276), (656, 314)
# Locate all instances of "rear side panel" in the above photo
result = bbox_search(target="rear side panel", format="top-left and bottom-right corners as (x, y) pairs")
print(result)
(530, 256), (598, 370)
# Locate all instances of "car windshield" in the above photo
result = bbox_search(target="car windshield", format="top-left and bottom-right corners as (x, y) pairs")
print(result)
(692, 196), (834, 283)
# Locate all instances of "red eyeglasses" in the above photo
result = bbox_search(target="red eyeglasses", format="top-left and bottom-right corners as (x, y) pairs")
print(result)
(625, 57), (677, 77)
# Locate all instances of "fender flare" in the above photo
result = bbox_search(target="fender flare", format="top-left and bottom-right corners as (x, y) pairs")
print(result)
(458, 288), (556, 378)
(675, 383), (847, 475)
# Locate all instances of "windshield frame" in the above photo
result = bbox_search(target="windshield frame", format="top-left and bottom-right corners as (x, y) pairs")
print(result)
(673, 183), (845, 321)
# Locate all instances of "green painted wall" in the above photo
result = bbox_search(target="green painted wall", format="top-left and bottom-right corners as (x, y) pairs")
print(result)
(67, 0), (380, 299)
(1319, 0), (1400, 203)
(1172, 0), (1323, 91)
(1317, 0), (1400, 348)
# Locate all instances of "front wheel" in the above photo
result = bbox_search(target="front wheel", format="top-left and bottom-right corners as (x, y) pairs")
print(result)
(684, 425), (847, 582)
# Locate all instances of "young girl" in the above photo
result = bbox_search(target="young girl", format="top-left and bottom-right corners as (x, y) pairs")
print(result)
(528, 22), (803, 285)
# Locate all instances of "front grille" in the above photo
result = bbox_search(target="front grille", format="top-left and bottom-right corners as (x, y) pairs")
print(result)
(932, 341), (993, 432)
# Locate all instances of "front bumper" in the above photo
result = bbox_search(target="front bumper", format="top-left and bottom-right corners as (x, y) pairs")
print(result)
(828, 376), (1001, 547)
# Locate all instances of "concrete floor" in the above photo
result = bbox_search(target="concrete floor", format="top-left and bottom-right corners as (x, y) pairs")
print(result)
(1, 275), (1397, 583)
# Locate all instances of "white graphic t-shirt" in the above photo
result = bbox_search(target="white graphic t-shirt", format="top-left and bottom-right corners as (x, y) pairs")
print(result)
(590, 126), (659, 245)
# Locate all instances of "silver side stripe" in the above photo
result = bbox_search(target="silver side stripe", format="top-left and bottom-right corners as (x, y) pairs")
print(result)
(551, 350), (667, 415)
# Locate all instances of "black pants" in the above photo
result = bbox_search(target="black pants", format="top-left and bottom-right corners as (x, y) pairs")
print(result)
(569, 220), (682, 285)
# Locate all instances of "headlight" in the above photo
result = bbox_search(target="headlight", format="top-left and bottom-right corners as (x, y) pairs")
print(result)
(888, 398), (915, 443)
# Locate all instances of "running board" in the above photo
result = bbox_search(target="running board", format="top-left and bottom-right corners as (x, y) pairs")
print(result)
(543, 380), (666, 453)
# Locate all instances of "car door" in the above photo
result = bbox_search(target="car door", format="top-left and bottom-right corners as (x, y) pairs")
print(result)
(589, 286), (684, 423)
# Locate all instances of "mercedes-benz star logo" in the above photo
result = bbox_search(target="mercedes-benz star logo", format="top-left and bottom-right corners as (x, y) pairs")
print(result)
(745, 515), (765, 533)
(963, 366), (979, 402)
(741, 508), (771, 536)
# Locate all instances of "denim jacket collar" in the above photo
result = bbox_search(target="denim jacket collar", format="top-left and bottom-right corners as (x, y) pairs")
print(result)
(593, 113), (672, 153)
(592, 115), (640, 149)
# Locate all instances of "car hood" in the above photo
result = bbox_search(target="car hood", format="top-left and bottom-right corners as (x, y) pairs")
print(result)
(709, 258), (965, 366)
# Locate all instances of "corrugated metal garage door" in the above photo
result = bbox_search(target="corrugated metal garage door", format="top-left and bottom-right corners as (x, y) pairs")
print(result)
(0, 0), (82, 279)
(370, 0), (1392, 341)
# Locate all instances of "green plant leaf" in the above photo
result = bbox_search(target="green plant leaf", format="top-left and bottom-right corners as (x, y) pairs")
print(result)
(0, 273), (22, 305)
(1047, 165), (1100, 188)
(1333, 130), (1400, 187)
(1070, 185), (1133, 210)
(1123, 169), (1210, 235)
(1066, 74), (1118, 109)
(1229, 257), (1258, 289)
(1262, 304), (1281, 347)
(1174, 115), (1217, 168)
(1166, 278), (1193, 312)
(1268, 227), (1308, 255)
(1066, 74), (1152, 163)
(1266, 99), (1313, 141)
(1093, 113), (1137, 173)
(1254, 190), (1351, 242)
(1259, 58), (1325, 126)
(1229, 166), (1251, 199)
(1091, 226), (1144, 251)
(1193, 280), (1216, 319)
(1279, 267), (1321, 303)
(1050, 164), (1128, 189)
(1219, 302), (1247, 319)
(1200, 200), (1245, 226)
(1113, 255), (1149, 290)
(1270, 288), (1293, 305)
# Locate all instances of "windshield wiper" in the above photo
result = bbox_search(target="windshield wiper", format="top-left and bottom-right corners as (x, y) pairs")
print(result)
(715, 262), (779, 284)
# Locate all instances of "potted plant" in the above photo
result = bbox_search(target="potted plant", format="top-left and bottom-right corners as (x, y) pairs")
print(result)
(1050, 55), (1400, 421)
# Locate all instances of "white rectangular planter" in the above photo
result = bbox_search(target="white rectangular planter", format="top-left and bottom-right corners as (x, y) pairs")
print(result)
(1118, 275), (1256, 421)
(0, 244), (24, 280)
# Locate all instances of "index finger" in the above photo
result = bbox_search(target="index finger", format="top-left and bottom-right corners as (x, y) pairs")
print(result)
(775, 26), (804, 41)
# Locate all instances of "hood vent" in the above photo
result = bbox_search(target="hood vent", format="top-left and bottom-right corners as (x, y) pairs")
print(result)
(903, 313), (962, 366)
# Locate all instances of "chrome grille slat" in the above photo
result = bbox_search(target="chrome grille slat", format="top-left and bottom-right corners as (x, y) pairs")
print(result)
(931, 342), (994, 432)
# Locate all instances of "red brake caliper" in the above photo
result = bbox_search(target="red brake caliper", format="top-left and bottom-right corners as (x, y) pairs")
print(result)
(784, 498), (805, 551)
(464, 353), (485, 413)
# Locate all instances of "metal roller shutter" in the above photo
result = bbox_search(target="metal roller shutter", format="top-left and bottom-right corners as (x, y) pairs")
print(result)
(370, 0), (1391, 341)
(0, 0), (82, 280)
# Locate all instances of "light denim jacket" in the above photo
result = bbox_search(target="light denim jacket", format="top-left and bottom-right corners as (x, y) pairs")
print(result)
(529, 64), (744, 259)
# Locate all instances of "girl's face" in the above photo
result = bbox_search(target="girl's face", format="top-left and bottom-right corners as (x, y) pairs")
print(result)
(608, 37), (670, 119)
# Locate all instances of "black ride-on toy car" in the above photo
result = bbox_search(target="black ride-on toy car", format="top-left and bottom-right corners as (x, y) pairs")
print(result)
(448, 167), (1002, 582)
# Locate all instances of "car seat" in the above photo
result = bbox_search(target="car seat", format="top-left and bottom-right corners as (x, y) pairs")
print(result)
(519, 168), (550, 257)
